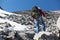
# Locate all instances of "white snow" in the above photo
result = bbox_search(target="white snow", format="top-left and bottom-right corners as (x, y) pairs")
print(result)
(0, 9), (28, 31)
(52, 10), (60, 13)
(0, 18), (28, 31)
(33, 31), (52, 40)
(0, 18), (7, 23)
(0, 9), (13, 15)
(0, 9), (14, 17)
(0, 13), (6, 17)
(57, 16), (60, 30)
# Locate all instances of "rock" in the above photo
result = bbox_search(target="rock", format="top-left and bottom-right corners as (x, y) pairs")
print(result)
(33, 31), (59, 40)
(0, 10), (60, 40)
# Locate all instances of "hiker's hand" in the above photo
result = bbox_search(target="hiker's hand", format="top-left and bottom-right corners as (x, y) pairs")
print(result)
(31, 17), (34, 22)
(43, 16), (48, 23)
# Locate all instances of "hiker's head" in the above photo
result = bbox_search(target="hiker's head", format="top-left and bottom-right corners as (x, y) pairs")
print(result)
(32, 6), (38, 12)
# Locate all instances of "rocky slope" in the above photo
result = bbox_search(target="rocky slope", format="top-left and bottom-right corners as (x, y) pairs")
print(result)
(0, 9), (60, 40)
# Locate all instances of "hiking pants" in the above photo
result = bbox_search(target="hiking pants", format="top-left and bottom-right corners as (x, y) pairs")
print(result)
(34, 16), (46, 33)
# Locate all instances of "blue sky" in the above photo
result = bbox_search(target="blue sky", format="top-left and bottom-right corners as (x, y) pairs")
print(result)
(0, 0), (60, 12)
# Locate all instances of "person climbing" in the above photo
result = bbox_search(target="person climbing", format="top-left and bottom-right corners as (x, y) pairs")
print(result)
(31, 6), (47, 34)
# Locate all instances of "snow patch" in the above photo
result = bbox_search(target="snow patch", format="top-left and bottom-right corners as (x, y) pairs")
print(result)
(0, 9), (13, 15)
(57, 16), (60, 30)
(33, 31), (52, 40)
(0, 18), (28, 31)
(0, 13), (6, 17)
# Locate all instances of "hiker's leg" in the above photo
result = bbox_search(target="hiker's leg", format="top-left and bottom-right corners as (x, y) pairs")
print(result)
(40, 16), (46, 31)
(34, 19), (40, 33)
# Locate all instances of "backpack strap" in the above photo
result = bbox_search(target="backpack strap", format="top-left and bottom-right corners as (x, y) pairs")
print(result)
(39, 9), (45, 17)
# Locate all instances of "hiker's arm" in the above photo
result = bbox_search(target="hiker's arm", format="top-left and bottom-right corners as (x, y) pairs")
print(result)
(40, 9), (47, 18)
(31, 12), (34, 22)
(41, 10), (48, 23)
(40, 10), (46, 17)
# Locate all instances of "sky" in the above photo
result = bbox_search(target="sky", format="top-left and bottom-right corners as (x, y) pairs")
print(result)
(0, 0), (60, 12)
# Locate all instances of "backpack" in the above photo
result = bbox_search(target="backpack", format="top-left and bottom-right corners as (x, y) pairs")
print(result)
(31, 9), (41, 19)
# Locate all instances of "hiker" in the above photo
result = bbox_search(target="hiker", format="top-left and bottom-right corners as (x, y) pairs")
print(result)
(31, 6), (47, 33)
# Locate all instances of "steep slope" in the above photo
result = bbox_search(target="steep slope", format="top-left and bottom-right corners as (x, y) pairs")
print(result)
(0, 9), (60, 40)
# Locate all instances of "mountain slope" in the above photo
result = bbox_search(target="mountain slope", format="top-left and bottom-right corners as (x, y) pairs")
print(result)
(0, 9), (60, 40)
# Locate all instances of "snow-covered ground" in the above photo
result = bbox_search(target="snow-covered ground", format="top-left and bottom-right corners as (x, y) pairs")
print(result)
(0, 9), (31, 40)
(57, 16), (60, 30)
(0, 9), (13, 15)
(0, 13), (6, 17)
(0, 18), (28, 31)
(0, 9), (29, 31)
(33, 31), (53, 40)
(0, 9), (60, 40)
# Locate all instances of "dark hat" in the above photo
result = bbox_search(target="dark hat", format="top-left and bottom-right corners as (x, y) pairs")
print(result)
(32, 6), (38, 12)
